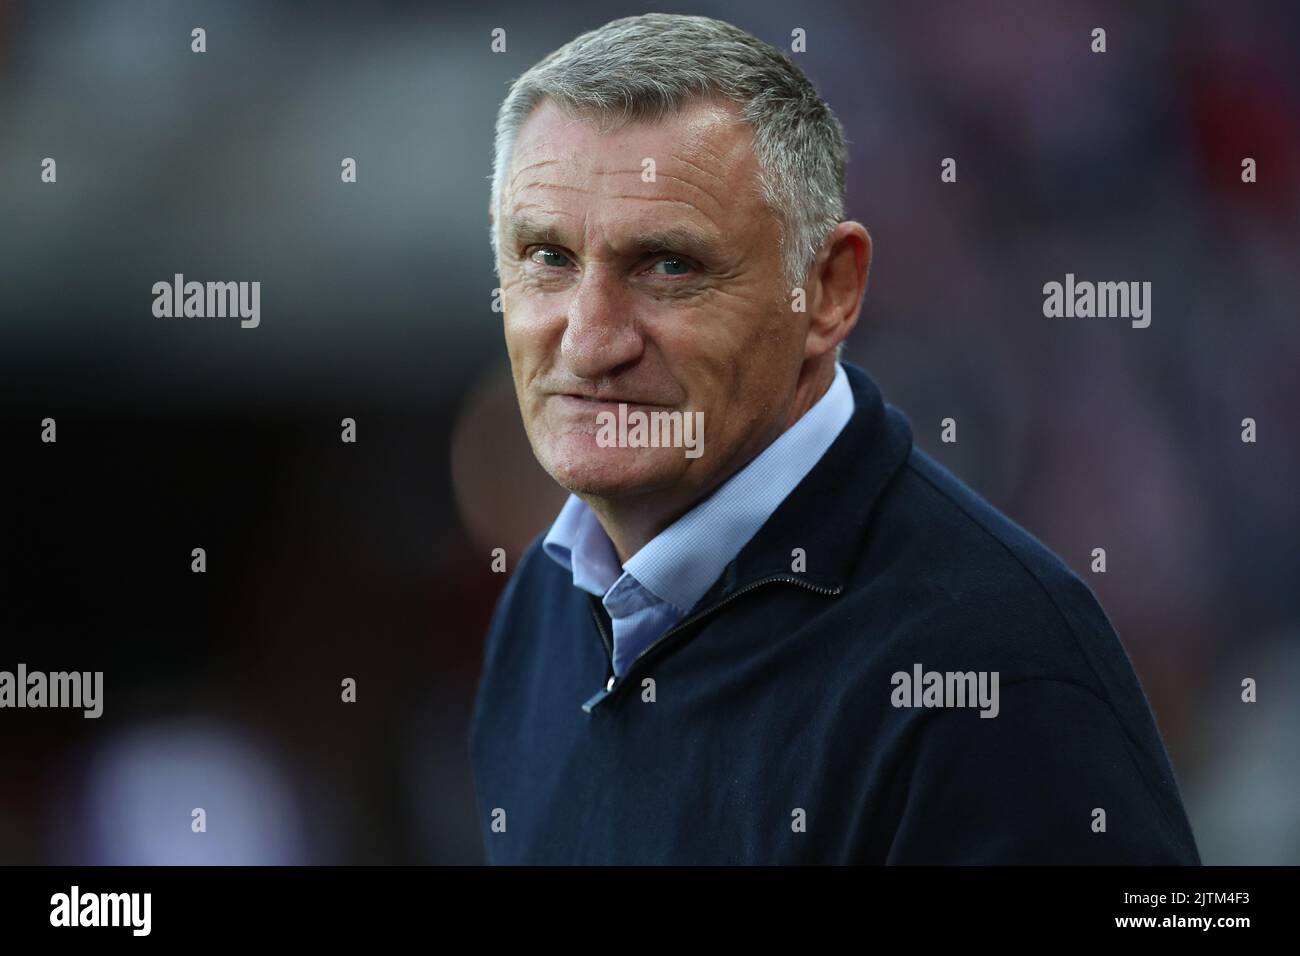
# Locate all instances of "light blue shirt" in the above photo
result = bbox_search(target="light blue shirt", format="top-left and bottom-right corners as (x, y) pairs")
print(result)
(542, 362), (855, 678)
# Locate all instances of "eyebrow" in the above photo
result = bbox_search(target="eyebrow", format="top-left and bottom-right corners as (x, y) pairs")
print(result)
(503, 214), (724, 262)
(503, 215), (562, 251)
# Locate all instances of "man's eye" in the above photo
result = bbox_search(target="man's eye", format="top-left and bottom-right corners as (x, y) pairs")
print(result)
(529, 247), (571, 268)
(648, 256), (694, 277)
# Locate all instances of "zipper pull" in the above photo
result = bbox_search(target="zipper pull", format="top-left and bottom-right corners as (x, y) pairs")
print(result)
(582, 675), (617, 713)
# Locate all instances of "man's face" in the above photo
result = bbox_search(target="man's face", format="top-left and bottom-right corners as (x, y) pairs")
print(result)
(497, 97), (808, 504)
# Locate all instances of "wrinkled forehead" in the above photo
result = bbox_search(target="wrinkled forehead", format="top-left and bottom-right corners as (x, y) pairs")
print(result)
(502, 96), (765, 226)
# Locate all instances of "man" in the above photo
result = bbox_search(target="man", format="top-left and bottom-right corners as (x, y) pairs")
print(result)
(468, 13), (1201, 864)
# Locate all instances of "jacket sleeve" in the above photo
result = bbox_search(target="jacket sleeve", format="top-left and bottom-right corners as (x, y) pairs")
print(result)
(883, 677), (1201, 864)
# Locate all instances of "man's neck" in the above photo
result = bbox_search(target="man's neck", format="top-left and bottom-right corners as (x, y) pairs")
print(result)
(582, 358), (839, 563)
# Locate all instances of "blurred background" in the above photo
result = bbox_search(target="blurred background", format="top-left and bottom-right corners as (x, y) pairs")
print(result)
(1, 0), (1297, 864)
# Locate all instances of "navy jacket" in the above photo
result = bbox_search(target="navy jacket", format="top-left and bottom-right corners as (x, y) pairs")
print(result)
(468, 362), (1201, 864)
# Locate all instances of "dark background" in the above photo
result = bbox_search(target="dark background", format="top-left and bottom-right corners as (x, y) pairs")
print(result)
(1, 0), (1297, 863)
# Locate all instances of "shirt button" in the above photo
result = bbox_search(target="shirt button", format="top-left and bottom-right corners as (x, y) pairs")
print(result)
(606, 676), (616, 691)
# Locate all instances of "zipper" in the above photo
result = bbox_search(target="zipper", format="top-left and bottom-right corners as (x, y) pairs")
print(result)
(588, 601), (614, 663)
(581, 601), (616, 712)
(580, 574), (842, 713)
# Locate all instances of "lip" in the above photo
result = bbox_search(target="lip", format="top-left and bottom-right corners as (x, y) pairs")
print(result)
(551, 393), (670, 409)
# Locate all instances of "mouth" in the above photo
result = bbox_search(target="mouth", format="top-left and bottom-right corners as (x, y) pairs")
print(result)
(552, 393), (670, 409)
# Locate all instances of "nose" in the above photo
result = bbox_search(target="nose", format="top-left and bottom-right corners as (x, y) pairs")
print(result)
(560, 268), (644, 380)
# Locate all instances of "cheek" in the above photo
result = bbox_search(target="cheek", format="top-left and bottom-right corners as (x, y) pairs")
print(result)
(652, 298), (748, 364)
(665, 296), (787, 382)
(504, 297), (560, 361)
(683, 311), (796, 433)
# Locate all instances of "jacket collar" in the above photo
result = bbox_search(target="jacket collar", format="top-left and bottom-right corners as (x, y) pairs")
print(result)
(689, 361), (914, 609)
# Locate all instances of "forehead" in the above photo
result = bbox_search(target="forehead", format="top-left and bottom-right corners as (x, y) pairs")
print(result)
(502, 97), (767, 237)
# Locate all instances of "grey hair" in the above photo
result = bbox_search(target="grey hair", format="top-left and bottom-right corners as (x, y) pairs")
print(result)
(489, 13), (848, 291)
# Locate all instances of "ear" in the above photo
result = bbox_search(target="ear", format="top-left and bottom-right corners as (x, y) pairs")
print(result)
(802, 221), (871, 360)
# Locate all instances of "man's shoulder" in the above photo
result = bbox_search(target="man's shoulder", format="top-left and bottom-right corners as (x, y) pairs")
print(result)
(493, 531), (572, 616)
(853, 447), (1201, 863)
(469, 529), (583, 754)
(845, 442), (1123, 682)
(896, 445), (1097, 601)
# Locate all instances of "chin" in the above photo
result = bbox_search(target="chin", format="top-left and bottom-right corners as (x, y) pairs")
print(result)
(538, 437), (688, 499)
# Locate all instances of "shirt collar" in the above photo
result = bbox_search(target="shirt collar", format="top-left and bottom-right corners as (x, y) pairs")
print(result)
(541, 495), (622, 597)
(543, 362), (855, 613)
